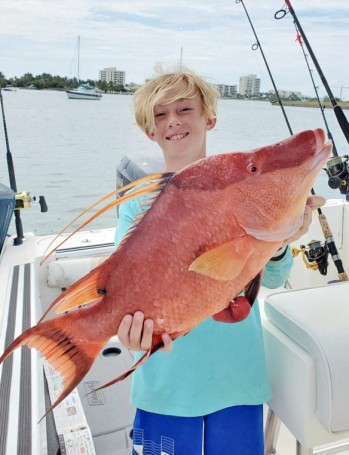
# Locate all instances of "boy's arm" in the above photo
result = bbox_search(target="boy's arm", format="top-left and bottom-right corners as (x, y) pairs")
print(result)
(263, 245), (293, 289)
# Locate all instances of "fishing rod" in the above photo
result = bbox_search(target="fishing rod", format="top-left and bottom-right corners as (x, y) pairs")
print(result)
(293, 29), (349, 200)
(283, 18), (349, 200)
(275, 0), (349, 146)
(0, 84), (48, 246)
(235, 0), (292, 136)
(293, 32), (339, 157)
(0, 85), (24, 245)
(236, 0), (348, 282)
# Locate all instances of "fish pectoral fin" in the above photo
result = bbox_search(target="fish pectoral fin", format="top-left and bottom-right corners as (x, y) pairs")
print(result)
(213, 296), (252, 323)
(189, 238), (249, 281)
(39, 266), (102, 322)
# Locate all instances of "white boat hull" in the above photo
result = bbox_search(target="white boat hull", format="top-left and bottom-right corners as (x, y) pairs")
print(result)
(66, 90), (102, 100)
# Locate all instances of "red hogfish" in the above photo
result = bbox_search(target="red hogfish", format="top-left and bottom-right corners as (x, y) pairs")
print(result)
(0, 128), (332, 416)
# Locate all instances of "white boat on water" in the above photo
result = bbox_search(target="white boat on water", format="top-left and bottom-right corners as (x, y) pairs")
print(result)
(66, 37), (102, 101)
(0, 153), (349, 455)
(66, 83), (102, 100)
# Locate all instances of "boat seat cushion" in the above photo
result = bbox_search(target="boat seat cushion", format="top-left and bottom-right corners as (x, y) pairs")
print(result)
(264, 282), (349, 433)
(46, 255), (110, 288)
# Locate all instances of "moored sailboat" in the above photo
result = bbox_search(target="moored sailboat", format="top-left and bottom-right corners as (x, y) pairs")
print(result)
(66, 36), (102, 101)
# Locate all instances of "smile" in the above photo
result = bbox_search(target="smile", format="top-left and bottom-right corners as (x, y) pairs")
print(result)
(166, 132), (189, 141)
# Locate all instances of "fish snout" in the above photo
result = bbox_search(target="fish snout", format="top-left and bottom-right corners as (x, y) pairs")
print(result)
(309, 139), (333, 173)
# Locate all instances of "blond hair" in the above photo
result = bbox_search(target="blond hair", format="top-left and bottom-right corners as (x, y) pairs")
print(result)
(134, 70), (219, 131)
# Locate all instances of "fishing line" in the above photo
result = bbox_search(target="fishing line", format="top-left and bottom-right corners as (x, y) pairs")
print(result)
(276, 5), (349, 202)
(292, 27), (339, 157)
(236, 0), (348, 281)
(291, 24), (349, 200)
(235, 0), (293, 136)
(275, 0), (349, 146)
(234, 6), (273, 102)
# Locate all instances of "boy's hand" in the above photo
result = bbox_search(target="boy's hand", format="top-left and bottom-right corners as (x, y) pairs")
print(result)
(282, 195), (326, 246)
(117, 311), (173, 352)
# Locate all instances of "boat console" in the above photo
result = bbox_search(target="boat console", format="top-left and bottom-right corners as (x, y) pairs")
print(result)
(0, 183), (14, 252)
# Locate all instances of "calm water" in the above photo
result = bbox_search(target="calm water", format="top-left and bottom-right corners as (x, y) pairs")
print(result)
(0, 89), (347, 235)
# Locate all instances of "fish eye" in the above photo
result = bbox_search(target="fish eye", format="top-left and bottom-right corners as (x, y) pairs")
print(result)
(247, 163), (258, 174)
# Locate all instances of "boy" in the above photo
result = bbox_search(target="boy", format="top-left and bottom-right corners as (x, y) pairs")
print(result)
(115, 70), (324, 454)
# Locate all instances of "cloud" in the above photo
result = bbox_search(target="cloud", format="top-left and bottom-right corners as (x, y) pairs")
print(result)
(0, 0), (348, 98)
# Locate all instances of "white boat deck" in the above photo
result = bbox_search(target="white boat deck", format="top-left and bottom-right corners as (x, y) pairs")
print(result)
(269, 419), (349, 455)
(0, 199), (348, 454)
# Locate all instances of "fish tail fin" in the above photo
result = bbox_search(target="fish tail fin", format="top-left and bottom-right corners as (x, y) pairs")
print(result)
(0, 316), (108, 419)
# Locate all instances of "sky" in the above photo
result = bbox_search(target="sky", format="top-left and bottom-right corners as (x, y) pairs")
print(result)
(1, 0), (349, 98)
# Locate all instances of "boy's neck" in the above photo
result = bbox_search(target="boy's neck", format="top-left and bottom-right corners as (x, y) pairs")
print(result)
(164, 152), (207, 172)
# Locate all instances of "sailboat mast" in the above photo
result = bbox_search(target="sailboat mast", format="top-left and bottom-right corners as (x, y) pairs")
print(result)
(77, 36), (80, 84)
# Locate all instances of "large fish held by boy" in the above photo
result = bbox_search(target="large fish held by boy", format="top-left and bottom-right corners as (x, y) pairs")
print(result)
(0, 128), (332, 415)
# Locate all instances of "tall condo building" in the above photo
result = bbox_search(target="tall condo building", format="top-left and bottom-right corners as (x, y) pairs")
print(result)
(217, 84), (237, 97)
(99, 67), (126, 85)
(238, 74), (261, 96)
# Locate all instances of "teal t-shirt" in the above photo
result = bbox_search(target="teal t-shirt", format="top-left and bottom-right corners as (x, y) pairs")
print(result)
(115, 193), (293, 417)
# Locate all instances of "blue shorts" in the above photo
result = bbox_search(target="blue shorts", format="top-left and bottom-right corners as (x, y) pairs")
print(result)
(132, 404), (264, 455)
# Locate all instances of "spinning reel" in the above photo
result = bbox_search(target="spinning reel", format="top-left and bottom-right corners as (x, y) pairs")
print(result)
(292, 240), (329, 276)
(15, 191), (48, 212)
(325, 156), (349, 199)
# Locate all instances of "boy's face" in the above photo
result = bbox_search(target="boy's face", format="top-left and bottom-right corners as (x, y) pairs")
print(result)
(145, 87), (216, 171)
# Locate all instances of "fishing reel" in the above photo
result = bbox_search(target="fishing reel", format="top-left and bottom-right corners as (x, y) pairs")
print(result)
(15, 191), (48, 212)
(292, 240), (329, 276)
(325, 155), (349, 198)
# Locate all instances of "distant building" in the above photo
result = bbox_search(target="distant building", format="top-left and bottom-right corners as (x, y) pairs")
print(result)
(217, 84), (237, 98)
(126, 82), (141, 93)
(99, 67), (126, 85)
(238, 74), (260, 96)
(269, 89), (302, 99)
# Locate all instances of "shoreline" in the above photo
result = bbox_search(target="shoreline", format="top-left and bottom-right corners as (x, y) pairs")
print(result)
(271, 100), (349, 110)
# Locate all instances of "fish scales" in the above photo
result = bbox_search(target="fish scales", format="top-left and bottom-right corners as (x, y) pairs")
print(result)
(0, 128), (332, 417)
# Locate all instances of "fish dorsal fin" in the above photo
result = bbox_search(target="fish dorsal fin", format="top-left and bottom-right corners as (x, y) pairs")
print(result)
(117, 191), (161, 249)
(189, 237), (250, 281)
(41, 172), (173, 264)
